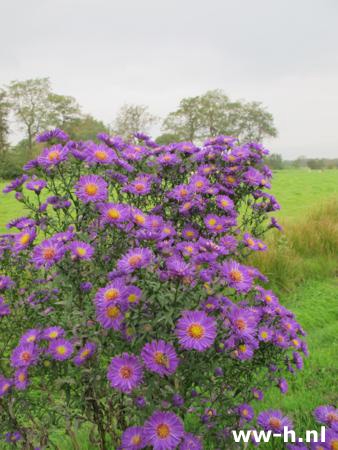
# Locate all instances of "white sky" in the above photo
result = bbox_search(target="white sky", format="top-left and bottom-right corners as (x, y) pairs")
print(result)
(1, 0), (338, 159)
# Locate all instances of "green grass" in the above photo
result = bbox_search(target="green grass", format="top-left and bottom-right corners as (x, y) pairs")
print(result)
(270, 168), (338, 220)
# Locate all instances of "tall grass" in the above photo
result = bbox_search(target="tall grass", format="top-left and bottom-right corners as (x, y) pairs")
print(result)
(250, 198), (338, 294)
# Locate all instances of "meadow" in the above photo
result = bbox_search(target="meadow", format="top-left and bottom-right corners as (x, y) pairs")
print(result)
(0, 168), (337, 449)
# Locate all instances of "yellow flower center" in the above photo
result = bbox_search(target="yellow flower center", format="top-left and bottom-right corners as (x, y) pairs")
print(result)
(330, 439), (338, 450)
(119, 366), (133, 379)
(247, 238), (255, 246)
(180, 188), (188, 197)
(94, 150), (108, 160)
(265, 295), (272, 302)
(135, 214), (145, 225)
(328, 412), (338, 424)
(186, 231), (194, 237)
(131, 435), (141, 445)
(242, 409), (248, 416)
(221, 200), (228, 207)
(48, 150), (60, 161)
(205, 303), (213, 309)
(106, 305), (120, 319)
(269, 417), (281, 430)
(229, 155), (236, 161)
(154, 351), (169, 368)
(57, 346), (66, 355)
(27, 335), (36, 342)
(292, 339), (299, 347)
(226, 176), (235, 183)
(21, 351), (31, 362)
(135, 183), (145, 192)
(208, 218), (216, 226)
(76, 247), (86, 256)
(20, 233), (30, 245)
(261, 179), (267, 185)
(196, 181), (204, 188)
(18, 373), (26, 382)
(156, 424), (170, 439)
(261, 331), (268, 339)
(128, 294), (137, 303)
(188, 323), (205, 339)
(43, 247), (56, 260)
(2, 383), (10, 392)
(104, 288), (119, 301)
(80, 349), (90, 359)
(230, 270), (243, 282)
(129, 255), (142, 266)
(108, 208), (121, 220)
(49, 331), (58, 338)
(239, 345), (247, 353)
(235, 319), (246, 331)
(85, 183), (98, 196)
(185, 246), (193, 253)
(258, 242), (264, 249)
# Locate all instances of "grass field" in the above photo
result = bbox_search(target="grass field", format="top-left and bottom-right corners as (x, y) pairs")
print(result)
(1, 169), (337, 449)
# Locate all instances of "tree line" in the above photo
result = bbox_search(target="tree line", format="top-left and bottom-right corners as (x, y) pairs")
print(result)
(0, 77), (279, 179)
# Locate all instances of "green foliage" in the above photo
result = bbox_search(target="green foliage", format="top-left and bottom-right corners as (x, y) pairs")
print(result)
(162, 89), (277, 143)
(0, 89), (10, 155)
(63, 114), (109, 141)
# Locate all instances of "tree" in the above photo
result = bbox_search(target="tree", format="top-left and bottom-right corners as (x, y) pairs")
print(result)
(162, 89), (277, 144)
(266, 153), (284, 170)
(112, 104), (158, 138)
(155, 132), (182, 145)
(7, 78), (82, 159)
(0, 89), (10, 157)
(63, 114), (109, 141)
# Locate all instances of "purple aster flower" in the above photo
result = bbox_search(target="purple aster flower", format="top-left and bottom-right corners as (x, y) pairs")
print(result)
(32, 238), (65, 269)
(3, 175), (29, 193)
(252, 388), (264, 401)
(43, 326), (64, 340)
(80, 282), (92, 292)
(68, 241), (94, 260)
(14, 228), (36, 252)
(74, 342), (96, 366)
(19, 329), (41, 345)
(293, 351), (304, 370)
(257, 410), (293, 433)
(175, 310), (217, 352)
(94, 279), (128, 306)
(141, 340), (179, 377)
(85, 143), (116, 164)
(23, 159), (39, 171)
(243, 233), (260, 250)
(273, 332), (289, 348)
(107, 353), (143, 393)
(143, 411), (184, 450)
(0, 378), (12, 397)
(74, 175), (108, 203)
(168, 184), (192, 202)
(313, 405), (338, 430)
(179, 432), (202, 450)
(11, 343), (39, 368)
(278, 379), (288, 394)
(0, 275), (14, 291)
(238, 404), (254, 422)
(26, 179), (47, 194)
(166, 256), (193, 278)
(270, 217), (283, 231)
(229, 308), (258, 338)
(216, 195), (234, 211)
(157, 152), (181, 166)
(49, 338), (73, 361)
(258, 326), (273, 342)
(121, 426), (146, 449)
(0, 300), (10, 317)
(36, 128), (69, 142)
(96, 301), (125, 330)
(182, 227), (199, 240)
(5, 432), (22, 443)
(117, 248), (154, 274)
(172, 394), (184, 408)
(124, 178), (152, 195)
(189, 175), (210, 193)
(15, 368), (29, 390)
(134, 397), (146, 408)
(37, 144), (68, 167)
(234, 343), (254, 360)
(126, 286), (142, 306)
(100, 203), (130, 225)
(320, 429), (338, 450)
(222, 260), (253, 293)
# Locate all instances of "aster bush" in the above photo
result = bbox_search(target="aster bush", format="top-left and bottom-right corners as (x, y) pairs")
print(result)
(0, 129), (308, 449)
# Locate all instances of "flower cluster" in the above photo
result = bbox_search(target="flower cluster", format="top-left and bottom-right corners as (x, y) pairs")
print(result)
(0, 129), (304, 448)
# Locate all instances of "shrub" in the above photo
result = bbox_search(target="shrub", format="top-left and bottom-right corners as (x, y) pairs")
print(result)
(0, 130), (308, 449)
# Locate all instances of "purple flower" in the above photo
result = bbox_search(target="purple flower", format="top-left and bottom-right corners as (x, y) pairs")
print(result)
(313, 405), (338, 430)
(278, 379), (288, 394)
(0, 378), (12, 397)
(179, 432), (202, 449)
(74, 175), (108, 203)
(238, 404), (254, 421)
(74, 342), (96, 366)
(229, 308), (258, 338)
(68, 241), (94, 260)
(0, 275), (15, 291)
(143, 411), (184, 450)
(216, 195), (234, 211)
(36, 128), (69, 142)
(15, 368), (29, 390)
(141, 340), (179, 377)
(258, 326), (273, 342)
(222, 261), (253, 292)
(19, 329), (41, 345)
(175, 311), (217, 351)
(11, 343), (39, 368)
(257, 410), (293, 433)
(3, 175), (29, 193)
(37, 144), (68, 167)
(252, 388), (264, 401)
(94, 279), (128, 306)
(107, 353), (143, 393)
(85, 143), (116, 164)
(26, 179), (47, 194)
(49, 338), (74, 361)
(5, 432), (22, 443)
(32, 238), (65, 269)
(96, 301), (125, 330)
(43, 326), (64, 340)
(100, 203), (130, 225)
(126, 286), (142, 306)
(117, 248), (154, 274)
(121, 426), (146, 449)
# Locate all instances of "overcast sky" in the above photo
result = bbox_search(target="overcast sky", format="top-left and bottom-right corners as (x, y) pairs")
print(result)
(1, 0), (338, 159)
